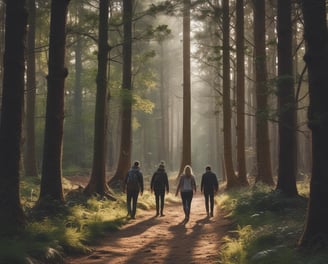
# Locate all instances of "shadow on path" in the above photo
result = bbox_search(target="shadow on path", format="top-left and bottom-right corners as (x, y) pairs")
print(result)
(66, 195), (230, 264)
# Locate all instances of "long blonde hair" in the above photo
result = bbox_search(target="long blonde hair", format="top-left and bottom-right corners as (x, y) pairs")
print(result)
(183, 165), (193, 177)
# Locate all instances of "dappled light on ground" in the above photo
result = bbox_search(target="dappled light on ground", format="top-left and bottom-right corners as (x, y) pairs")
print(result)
(67, 194), (230, 264)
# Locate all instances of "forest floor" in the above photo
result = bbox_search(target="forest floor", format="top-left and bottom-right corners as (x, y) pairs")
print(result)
(65, 177), (231, 264)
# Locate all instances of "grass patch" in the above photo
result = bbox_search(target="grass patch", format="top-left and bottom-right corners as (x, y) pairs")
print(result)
(0, 176), (157, 263)
(217, 182), (328, 264)
(6, 175), (179, 262)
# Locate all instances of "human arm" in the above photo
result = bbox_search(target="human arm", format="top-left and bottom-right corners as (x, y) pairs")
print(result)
(139, 172), (144, 195)
(175, 176), (182, 196)
(213, 173), (219, 193)
(192, 176), (197, 193)
(165, 173), (169, 193)
(200, 174), (204, 193)
(150, 172), (155, 193)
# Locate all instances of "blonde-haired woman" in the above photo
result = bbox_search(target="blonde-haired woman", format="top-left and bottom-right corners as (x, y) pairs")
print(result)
(175, 165), (197, 223)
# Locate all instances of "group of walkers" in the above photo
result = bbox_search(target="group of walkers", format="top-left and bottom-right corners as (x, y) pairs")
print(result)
(123, 161), (219, 223)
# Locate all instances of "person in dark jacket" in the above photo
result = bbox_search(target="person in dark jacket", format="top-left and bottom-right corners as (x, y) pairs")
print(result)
(123, 161), (144, 219)
(150, 162), (169, 217)
(201, 165), (218, 217)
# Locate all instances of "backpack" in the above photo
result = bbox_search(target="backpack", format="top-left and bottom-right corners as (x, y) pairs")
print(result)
(153, 171), (165, 190)
(126, 170), (139, 191)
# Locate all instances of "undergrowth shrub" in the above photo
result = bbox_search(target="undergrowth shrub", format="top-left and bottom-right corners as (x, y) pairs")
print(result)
(0, 177), (157, 262)
(216, 182), (326, 264)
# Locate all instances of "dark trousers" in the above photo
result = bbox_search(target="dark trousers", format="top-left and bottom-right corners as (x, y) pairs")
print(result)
(154, 189), (165, 215)
(204, 192), (214, 214)
(127, 190), (139, 218)
(181, 191), (193, 218)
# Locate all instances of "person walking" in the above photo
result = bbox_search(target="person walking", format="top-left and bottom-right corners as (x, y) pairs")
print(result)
(201, 165), (219, 217)
(123, 160), (144, 219)
(175, 165), (196, 223)
(150, 161), (169, 217)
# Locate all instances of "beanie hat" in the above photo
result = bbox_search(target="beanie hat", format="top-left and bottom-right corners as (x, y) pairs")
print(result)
(159, 160), (165, 168)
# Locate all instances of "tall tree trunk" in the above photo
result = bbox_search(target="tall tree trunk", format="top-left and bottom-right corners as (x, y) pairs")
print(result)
(72, 34), (85, 167)
(38, 0), (70, 204)
(0, 2), (5, 99)
(159, 42), (169, 166)
(236, 0), (248, 186)
(253, 0), (274, 185)
(109, 0), (133, 187)
(84, 0), (114, 199)
(266, 3), (278, 177)
(276, 0), (298, 196)
(25, 0), (38, 177)
(222, 0), (239, 188)
(178, 0), (192, 176)
(299, 0), (328, 249)
(0, 0), (27, 234)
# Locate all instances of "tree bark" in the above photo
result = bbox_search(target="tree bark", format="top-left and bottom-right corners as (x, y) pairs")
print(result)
(25, 0), (38, 177)
(276, 0), (298, 196)
(159, 42), (169, 167)
(72, 34), (85, 167)
(0, 2), (5, 98)
(236, 0), (248, 186)
(38, 0), (70, 204)
(253, 0), (274, 185)
(222, 0), (239, 188)
(109, 0), (133, 187)
(178, 0), (192, 177)
(299, 0), (328, 249)
(84, 0), (115, 200)
(0, 0), (27, 234)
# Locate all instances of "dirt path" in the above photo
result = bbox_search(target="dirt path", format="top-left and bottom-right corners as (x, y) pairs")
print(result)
(66, 193), (230, 264)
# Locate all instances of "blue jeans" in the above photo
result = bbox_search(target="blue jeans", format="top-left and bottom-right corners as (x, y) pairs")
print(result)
(181, 191), (193, 218)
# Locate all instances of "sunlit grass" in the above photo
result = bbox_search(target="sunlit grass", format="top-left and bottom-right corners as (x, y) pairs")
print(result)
(14, 175), (327, 263)
(0, 177), (134, 262)
(9, 175), (182, 262)
(137, 190), (155, 210)
(216, 181), (328, 264)
(219, 225), (254, 264)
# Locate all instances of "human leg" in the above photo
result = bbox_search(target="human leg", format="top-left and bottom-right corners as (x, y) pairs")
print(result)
(155, 191), (160, 216)
(160, 190), (165, 216)
(204, 193), (210, 216)
(185, 191), (193, 219)
(181, 192), (188, 217)
(209, 193), (214, 217)
(131, 191), (139, 219)
(126, 192), (132, 216)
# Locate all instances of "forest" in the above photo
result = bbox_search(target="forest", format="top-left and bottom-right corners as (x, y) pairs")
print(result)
(0, 0), (328, 263)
